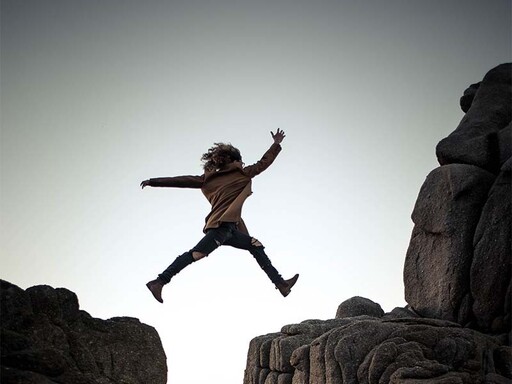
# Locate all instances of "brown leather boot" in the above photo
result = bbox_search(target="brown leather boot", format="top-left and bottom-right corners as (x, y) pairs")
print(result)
(275, 274), (299, 297)
(146, 279), (164, 303)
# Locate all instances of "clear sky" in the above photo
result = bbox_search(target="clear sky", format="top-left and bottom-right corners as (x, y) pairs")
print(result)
(1, 1), (510, 383)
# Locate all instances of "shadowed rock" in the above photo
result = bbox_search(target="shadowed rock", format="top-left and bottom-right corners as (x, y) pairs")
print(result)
(471, 160), (511, 334)
(1, 280), (167, 384)
(244, 311), (510, 384)
(436, 63), (511, 173)
(460, 82), (480, 113)
(403, 164), (495, 324)
(406, 63), (511, 333)
(243, 63), (511, 384)
(335, 296), (384, 319)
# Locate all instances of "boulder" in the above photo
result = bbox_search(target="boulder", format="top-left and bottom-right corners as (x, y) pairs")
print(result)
(459, 82), (480, 113)
(403, 164), (495, 323)
(471, 164), (511, 333)
(244, 316), (509, 384)
(335, 296), (384, 319)
(0, 280), (167, 384)
(244, 63), (512, 384)
(436, 63), (512, 173)
(406, 63), (511, 332)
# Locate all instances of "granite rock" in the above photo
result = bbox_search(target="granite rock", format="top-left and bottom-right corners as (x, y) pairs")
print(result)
(244, 63), (512, 384)
(0, 280), (167, 384)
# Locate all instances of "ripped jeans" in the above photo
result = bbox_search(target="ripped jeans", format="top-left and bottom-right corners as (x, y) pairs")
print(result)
(158, 222), (284, 285)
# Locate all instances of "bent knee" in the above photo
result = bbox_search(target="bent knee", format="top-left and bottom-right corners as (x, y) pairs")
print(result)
(251, 238), (263, 247)
(192, 251), (207, 260)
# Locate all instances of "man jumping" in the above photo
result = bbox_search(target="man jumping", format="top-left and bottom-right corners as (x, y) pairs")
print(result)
(141, 129), (299, 303)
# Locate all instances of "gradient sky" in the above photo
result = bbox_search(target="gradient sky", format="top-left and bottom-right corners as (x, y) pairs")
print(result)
(1, 1), (510, 383)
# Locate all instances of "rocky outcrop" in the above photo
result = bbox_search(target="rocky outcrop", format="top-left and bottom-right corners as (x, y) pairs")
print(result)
(436, 63), (511, 173)
(1, 280), (167, 384)
(471, 161), (511, 334)
(403, 164), (495, 325)
(243, 63), (511, 384)
(405, 63), (511, 334)
(244, 302), (511, 384)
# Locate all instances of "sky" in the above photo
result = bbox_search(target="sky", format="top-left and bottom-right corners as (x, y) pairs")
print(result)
(1, 1), (510, 383)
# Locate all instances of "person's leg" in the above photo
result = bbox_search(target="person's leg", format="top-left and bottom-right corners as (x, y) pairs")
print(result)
(147, 224), (235, 303)
(225, 230), (299, 296)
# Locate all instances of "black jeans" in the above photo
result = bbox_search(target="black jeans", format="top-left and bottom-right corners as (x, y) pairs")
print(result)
(158, 222), (284, 285)
(192, 222), (259, 254)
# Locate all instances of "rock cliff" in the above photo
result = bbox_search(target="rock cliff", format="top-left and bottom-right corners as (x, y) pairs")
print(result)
(243, 63), (512, 384)
(0, 280), (167, 384)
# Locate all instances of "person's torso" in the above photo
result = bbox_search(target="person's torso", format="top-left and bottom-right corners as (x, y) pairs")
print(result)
(201, 168), (251, 210)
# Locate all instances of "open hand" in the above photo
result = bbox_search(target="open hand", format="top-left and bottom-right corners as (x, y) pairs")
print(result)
(271, 128), (286, 144)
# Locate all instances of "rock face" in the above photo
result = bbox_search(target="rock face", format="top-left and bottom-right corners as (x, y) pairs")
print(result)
(436, 63), (511, 173)
(243, 63), (511, 384)
(244, 307), (511, 384)
(1, 280), (167, 384)
(404, 164), (495, 325)
(406, 63), (512, 333)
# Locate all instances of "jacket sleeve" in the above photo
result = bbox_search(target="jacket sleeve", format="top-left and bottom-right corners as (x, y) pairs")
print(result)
(242, 143), (282, 178)
(148, 175), (204, 188)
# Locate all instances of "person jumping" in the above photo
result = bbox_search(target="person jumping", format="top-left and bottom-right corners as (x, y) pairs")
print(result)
(141, 128), (299, 303)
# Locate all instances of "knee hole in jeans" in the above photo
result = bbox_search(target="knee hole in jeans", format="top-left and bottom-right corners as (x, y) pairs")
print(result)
(192, 251), (207, 260)
(251, 238), (263, 247)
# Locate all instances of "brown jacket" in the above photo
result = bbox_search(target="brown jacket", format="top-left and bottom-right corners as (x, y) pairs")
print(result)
(148, 143), (282, 235)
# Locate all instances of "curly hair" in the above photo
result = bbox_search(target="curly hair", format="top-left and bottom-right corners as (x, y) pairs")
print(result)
(201, 143), (243, 171)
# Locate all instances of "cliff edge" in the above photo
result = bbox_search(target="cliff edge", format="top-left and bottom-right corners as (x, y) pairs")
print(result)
(1, 280), (167, 384)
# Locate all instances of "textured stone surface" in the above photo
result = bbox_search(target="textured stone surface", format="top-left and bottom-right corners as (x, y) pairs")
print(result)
(404, 164), (495, 323)
(498, 122), (511, 165)
(436, 63), (511, 172)
(335, 296), (384, 319)
(407, 63), (511, 332)
(244, 63), (512, 384)
(459, 82), (480, 113)
(244, 315), (509, 384)
(471, 166), (511, 333)
(0, 280), (167, 384)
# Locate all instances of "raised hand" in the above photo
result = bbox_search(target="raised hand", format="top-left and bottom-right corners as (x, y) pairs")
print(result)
(271, 128), (286, 144)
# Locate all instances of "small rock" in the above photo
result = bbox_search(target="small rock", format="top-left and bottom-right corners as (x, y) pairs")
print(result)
(335, 296), (384, 319)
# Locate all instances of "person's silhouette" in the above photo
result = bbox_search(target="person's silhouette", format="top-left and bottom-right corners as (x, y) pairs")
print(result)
(141, 129), (298, 303)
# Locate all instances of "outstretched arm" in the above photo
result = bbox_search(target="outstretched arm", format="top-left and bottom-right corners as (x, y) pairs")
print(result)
(243, 129), (285, 178)
(140, 175), (204, 189)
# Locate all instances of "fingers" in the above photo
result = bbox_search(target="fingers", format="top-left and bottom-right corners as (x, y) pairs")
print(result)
(271, 128), (286, 144)
(271, 128), (286, 137)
